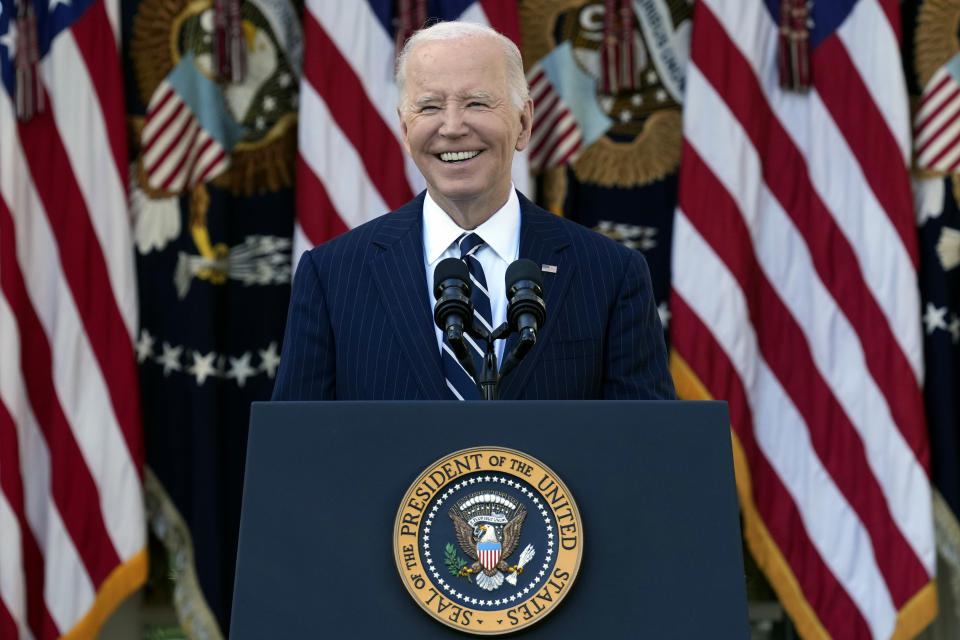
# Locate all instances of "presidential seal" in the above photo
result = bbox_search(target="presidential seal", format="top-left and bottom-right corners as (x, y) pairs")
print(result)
(394, 447), (583, 635)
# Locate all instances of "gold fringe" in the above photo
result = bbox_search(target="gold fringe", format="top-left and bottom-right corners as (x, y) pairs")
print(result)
(892, 582), (938, 640)
(60, 550), (148, 640)
(669, 349), (938, 639)
(571, 110), (682, 187)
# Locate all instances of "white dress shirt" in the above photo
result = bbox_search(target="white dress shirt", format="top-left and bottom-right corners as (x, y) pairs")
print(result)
(422, 189), (521, 366)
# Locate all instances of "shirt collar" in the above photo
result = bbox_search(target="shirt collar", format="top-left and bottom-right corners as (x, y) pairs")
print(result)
(423, 188), (521, 264)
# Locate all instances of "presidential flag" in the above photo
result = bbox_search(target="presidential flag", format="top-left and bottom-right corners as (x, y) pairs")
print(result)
(517, 2), (689, 339)
(671, 0), (936, 638)
(0, 0), (147, 636)
(124, 0), (299, 631)
(294, 0), (529, 263)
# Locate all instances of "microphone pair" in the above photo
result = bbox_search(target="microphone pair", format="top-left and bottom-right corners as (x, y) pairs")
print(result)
(433, 258), (546, 362)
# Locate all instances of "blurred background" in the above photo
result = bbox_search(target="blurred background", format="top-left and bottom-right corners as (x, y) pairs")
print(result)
(1, 1), (958, 638)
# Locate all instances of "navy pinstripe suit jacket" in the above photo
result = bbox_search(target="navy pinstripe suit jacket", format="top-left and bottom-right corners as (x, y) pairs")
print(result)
(272, 191), (676, 401)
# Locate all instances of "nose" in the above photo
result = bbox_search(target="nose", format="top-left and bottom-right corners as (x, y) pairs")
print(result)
(438, 106), (468, 137)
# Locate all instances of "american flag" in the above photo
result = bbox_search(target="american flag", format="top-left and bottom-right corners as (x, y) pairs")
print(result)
(293, 0), (529, 263)
(0, 0), (146, 637)
(670, 1), (936, 638)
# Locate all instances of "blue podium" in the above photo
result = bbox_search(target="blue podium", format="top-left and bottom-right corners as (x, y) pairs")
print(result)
(231, 401), (748, 638)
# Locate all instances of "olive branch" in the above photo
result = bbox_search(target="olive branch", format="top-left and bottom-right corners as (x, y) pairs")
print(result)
(444, 543), (468, 578)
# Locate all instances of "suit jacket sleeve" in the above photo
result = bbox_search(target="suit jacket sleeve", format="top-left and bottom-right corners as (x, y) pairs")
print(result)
(604, 250), (676, 400)
(271, 252), (336, 400)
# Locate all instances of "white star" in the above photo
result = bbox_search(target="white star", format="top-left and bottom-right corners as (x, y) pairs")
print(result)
(157, 342), (183, 376)
(468, 477), (476, 484)
(424, 550), (430, 557)
(949, 315), (960, 344)
(432, 572), (439, 579)
(494, 599), (501, 605)
(645, 70), (658, 84)
(510, 595), (516, 601)
(532, 498), (539, 504)
(658, 301), (671, 329)
(484, 475), (491, 481)
(48, 0), (70, 11)
(630, 93), (643, 107)
(263, 95), (276, 111)
(618, 109), (632, 123)
(136, 329), (155, 363)
(546, 525), (552, 531)
(924, 302), (949, 335)
(0, 22), (16, 58)
(423, 535), (429, 541)
(424, 527), (430, 533)
(507, 480), (515, 487)
(656, 88), (668, 103)
(278, 72), (292, 88)
(255, 115), (266, 130)
(189, 350), (218, 385)
(227, 352), (256, 387)
(471, 598), (477, 604)
(523, 587), (529, 594)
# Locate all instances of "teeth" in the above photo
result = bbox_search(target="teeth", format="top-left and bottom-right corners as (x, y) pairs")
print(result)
(439, 150), (480, 162)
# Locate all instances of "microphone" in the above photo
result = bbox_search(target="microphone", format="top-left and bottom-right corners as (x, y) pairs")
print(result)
(505, 259), (546, 359)
(433, 258), (474, 369)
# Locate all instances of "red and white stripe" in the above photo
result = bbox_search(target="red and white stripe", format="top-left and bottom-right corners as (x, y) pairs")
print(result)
(478, 548), (500, 571)
(293, 1), (529, 264)
(141, 83), (230, 192)
(914, 65), (960, 172)
(0, 0), (146, 637)
(671, 1), (934, 638)
(526, 67), (583, 171)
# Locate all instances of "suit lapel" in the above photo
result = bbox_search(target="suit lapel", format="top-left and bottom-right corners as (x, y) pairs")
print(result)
(498, 193), (574, 399)
(369, 193), (449, 399)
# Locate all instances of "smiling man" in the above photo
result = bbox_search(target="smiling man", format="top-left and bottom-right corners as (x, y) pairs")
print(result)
(272, 21), (675, 402)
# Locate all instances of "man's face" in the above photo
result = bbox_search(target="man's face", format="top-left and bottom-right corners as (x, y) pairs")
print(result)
(399, 36), (533, 224)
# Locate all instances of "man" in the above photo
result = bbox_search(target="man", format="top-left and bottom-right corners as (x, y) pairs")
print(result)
(272, 21), (674, 401)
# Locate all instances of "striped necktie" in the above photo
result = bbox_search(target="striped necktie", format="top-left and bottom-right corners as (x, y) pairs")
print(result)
(442, 233), (493, 400)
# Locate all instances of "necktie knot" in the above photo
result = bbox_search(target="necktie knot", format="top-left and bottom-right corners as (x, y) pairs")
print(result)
(457, 232), (486, 260)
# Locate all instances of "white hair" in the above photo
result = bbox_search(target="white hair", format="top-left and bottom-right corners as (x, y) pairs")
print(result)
(395, 21), (529, 112)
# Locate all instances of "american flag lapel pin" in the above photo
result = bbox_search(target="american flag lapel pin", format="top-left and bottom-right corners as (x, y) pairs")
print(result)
(542, 264), (557, 274)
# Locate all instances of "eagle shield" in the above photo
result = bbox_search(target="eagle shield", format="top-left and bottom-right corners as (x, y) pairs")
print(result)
(477, 540), (501, 571)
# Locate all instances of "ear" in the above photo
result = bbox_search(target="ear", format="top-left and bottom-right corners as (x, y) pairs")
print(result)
(514, 98), (534, 152)
(398, 108), (413, 156)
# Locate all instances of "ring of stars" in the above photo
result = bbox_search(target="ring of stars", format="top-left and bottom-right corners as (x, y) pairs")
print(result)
(420, 474), (556, 607)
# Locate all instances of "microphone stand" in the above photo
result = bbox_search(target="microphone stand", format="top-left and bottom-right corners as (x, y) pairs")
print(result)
(463, 321), (531, 400)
